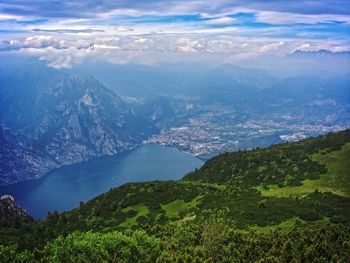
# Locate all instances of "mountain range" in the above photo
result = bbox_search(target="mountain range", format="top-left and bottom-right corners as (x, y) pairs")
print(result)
(1, 60), (349, 185)
(0, 63), (157, 185)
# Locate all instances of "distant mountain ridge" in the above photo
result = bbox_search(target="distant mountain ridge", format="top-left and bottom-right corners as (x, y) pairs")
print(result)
(71, 61), (349, 107)
(197, 64), (350, 110)
(204, 63), (277, 90)
(291, 49), (350, 56)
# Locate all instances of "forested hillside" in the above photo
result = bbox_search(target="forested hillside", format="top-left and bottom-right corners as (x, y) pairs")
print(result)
(1, 130), (349, 262)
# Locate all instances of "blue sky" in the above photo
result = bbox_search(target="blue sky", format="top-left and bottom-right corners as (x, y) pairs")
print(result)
(0, 0), (349, 68)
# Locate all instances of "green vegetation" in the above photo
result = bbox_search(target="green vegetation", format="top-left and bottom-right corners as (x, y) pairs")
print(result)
(257, 142), (350, 198)
(119, 204), (150, 228)
(1, 130), (349, 261)
(248, 216), (332, 233)
(249, 216), (306, 233)
(312, 142), (350, 195)
(0, 222), (349, 262)
(161, 196), (202, 218)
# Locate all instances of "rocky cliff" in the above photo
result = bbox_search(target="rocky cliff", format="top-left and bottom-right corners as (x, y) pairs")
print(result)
(0, 195), (29, 218)
(0, 66), (158, 185)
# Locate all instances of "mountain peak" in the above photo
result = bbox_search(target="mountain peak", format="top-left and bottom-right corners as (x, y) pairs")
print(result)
(204, 63), (276, 91)
(0, 195), (30, 218)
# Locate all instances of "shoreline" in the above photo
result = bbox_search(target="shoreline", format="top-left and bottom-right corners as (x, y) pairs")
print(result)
(0, 143), (204, 219)
(0, 142), (204, 189)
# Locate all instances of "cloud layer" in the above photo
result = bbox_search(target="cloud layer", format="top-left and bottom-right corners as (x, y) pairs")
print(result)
(0, 0), (349, 68)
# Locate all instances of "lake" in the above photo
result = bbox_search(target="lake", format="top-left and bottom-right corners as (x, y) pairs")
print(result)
(0, 144), (203, 219)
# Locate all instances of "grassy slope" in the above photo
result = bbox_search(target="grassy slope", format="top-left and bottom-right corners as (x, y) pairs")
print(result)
(59, 130), (349, 234)
(248, 216), (331, 233)
(313, 142), (350, 194)
(161, 196), (202, 218)
(74, 131), (350, 230)
(119, 204), (150, 228)
(257, 142), (350, 198)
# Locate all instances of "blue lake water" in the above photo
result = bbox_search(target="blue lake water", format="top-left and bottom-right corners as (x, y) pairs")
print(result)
(0, 144), (203, 219)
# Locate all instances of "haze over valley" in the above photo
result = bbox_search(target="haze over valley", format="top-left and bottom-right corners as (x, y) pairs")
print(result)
(1, 59), (349, 185)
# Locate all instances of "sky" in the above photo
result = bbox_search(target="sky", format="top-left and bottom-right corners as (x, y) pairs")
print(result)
(0, 0), (349, 71)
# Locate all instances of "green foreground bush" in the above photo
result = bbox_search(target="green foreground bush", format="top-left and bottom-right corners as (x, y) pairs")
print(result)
(1, 222), (349, 263)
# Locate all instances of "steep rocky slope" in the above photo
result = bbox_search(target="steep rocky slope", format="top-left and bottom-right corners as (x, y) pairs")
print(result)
(0, 67), (157, 185)
(0, 195), (29, 218)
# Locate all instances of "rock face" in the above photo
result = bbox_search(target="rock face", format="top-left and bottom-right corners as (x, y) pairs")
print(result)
(0, 195), (29, 218)
(0, 66), (158, 185)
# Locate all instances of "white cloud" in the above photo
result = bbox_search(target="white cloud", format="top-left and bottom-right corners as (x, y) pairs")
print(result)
(1, 29), (349, 68)
(115, 26), (134, 32)
(204, 17), (237, 25)
(93, 44), (120, 49)
(24, 35), (57, 48)
(0, 13), (24, 20)
(255, 11), (350, 25)
(134, 38), (147, 44)
(259, 41), (285, 54)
